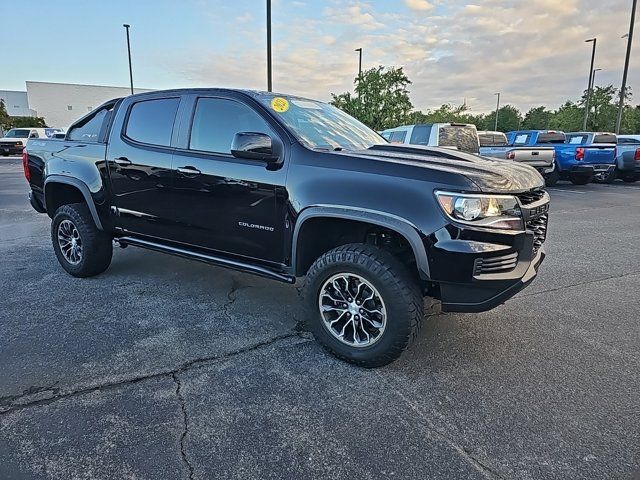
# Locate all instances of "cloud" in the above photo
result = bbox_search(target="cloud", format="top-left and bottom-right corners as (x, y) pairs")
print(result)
(164, 0), (639, 113)
(404, 0), (435, 11)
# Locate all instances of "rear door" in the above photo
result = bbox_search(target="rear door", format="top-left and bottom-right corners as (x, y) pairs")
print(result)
(106, 95), (181, 239)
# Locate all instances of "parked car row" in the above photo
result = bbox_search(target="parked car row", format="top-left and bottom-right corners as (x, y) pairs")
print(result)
(381, 124), (640, 186)
(0, 127), (64, 156)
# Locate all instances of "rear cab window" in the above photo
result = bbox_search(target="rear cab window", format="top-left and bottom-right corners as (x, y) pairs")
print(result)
(479, 132), (508, 147)
(593, 133), (616, 144)
(438, 124), (479, 154)
(537, 132), (566, 144)
(124, 98), (180, 147)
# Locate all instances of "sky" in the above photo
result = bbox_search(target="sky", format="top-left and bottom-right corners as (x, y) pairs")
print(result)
(1, 0), (638, 114)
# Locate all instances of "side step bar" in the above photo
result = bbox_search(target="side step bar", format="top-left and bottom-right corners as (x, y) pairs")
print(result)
(116, 236), (295, 284)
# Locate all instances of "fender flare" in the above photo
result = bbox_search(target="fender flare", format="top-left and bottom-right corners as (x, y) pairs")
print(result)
(44, 175), (104, 230)
(292, 205), (430, 279)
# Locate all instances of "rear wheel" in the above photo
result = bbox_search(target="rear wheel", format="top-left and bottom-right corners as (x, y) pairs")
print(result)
(569, 173), (592, 185)
(621, 173), (638, 183)
(303, 243), (424, 368)
(544, 166), (560, 187)
(51, 203), (113, 277)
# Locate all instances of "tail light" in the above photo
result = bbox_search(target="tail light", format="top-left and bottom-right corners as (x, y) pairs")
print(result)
(22, 148), (30, 182)
(575, 147), (585, 161)
(506, 151), (516, 160)
(635, 148), (640, 162)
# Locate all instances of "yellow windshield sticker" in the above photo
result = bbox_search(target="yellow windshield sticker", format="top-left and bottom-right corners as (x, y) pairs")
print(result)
(271, 97), (289, 113)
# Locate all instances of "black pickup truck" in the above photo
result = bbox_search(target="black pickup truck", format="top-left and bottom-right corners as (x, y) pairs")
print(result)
(24, 89), (549, 367)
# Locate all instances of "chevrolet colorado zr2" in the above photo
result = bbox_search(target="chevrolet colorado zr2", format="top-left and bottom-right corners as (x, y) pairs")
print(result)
(24, 89), (549, 367)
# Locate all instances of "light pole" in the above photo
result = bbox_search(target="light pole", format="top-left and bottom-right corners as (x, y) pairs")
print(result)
(266, 0), (272, 92)
(590, 68), (602, 91)
(494, 92), (500, 131)
(123, 24), (134, 95)
(616, 0), (637, 134)
(355, 48), (363, 78)
(583, 38), (597, 130)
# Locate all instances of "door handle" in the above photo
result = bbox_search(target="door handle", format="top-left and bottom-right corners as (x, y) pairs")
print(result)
(114, 157), (132, 166)
(177, 166), (201, 175)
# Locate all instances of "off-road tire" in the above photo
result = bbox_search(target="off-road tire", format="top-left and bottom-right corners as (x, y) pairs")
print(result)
(569, 173), (592, 185)
(303, 243), (425, 368)
(51, 203), (112, 277)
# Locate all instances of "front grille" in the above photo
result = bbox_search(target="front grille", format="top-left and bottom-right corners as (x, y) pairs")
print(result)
(527, 213), (548, 254)
(516, 189), (546, 206)
(474, 252), (518, 275)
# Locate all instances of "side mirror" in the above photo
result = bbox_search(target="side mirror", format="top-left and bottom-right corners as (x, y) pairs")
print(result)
(231, 132), (279, 164)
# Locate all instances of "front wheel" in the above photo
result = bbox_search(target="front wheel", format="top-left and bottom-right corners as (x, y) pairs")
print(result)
(303, 243), (425, 368)
(51, 203), (113, 277)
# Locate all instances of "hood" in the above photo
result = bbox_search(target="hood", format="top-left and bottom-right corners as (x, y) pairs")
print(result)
(348, 144), (545, 193)
(0, 137), (27, 143)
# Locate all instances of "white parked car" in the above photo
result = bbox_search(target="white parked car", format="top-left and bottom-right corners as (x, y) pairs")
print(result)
(1, 128), (63, 156)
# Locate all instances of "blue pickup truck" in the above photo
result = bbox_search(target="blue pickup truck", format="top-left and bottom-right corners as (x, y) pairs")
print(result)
(506, 130), (617, 185)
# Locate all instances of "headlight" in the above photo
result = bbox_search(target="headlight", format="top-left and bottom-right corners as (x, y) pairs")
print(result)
(435, 191), (524, 230)
(16, 141), (23, 146)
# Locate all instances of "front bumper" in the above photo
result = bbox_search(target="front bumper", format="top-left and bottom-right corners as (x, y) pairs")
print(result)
(426, 200), (548, 313)
(439, 247), (544, 312)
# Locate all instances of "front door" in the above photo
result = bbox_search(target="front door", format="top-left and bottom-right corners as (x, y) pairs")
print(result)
(169, 96), (287, 264)
(106, 96), (181, 239)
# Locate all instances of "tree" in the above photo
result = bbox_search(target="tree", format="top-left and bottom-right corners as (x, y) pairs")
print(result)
(408, 103), (483, 127)
(0, 100), (10, 131)
(522, 106), (552, 130)
(482, 105), (522, 132)
(9, 116), (47, 128)
(548, 101), (583, 132)
(331, 66), (413, 130)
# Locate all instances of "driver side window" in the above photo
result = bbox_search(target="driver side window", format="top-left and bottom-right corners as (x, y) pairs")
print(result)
(189, 98), (274, 154)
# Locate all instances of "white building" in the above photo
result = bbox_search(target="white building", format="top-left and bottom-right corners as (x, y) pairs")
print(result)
(0, 90), (36, 117)
(25, 81), (152, 128)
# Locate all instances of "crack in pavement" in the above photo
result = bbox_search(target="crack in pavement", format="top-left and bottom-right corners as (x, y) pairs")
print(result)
(509, 271), (639, 301)
(377, 373), (506, 480)
(172, 373), (195, 480)
(0, 333), (306, 416)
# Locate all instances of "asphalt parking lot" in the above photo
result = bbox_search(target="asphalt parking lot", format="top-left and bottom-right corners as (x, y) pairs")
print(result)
(0, 156), (639, 480)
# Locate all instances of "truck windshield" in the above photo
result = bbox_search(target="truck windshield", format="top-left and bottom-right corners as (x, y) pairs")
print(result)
(256, 94), (386, 150)
(4, 129), (30, 138)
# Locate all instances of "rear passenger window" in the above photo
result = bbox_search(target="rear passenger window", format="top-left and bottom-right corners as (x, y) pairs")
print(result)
(68, 108), (110, 142)
(189, 98), (273, 154)
(389, 131), (407, 143)
(409, 125), (431, 145)
(125, 98), (179, 147)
